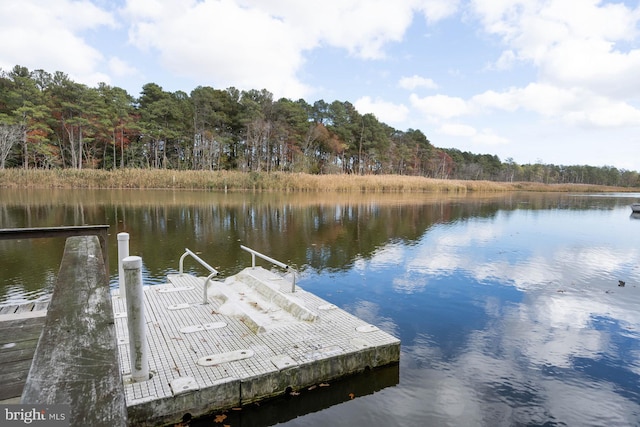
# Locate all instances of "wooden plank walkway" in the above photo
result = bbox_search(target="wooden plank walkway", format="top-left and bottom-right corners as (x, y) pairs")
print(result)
(0, 301), (49, 402)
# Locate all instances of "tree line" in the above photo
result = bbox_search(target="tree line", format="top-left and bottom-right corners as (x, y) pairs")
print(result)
(1, 65), (638, 187)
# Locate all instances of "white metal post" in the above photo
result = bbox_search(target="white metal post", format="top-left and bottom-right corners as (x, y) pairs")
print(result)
(117, 232), (130, 300)
(123, 255), (149, 382)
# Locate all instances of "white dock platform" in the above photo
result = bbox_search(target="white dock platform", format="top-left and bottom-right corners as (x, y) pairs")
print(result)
(111, 266), (400, 426)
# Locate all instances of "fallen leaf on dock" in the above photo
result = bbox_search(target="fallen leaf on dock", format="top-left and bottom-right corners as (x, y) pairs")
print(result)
(214, 413), (227, 423)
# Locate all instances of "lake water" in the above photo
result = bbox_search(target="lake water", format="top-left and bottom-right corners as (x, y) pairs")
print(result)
(2, 189), (640, 426)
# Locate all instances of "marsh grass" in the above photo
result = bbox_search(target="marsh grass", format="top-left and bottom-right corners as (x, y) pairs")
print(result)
(0, 169), (631, 193)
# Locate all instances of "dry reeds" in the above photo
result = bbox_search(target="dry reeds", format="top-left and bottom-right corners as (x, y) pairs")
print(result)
(0, 169), (631, 193)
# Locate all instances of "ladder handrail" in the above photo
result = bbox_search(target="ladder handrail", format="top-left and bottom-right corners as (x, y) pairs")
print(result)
(240, 245), (297, 292)
(178, 246), (297, 302)
(179, 248), (219, 304)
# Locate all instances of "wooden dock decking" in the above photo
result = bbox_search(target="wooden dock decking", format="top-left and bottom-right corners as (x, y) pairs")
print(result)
(0, 301), (48, 403)
(112, 267), (401, 426)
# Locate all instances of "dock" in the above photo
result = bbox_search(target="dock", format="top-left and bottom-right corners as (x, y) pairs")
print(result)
(112, 266), (400, 426)
(4, 231), (400, 426)
(0, 301), (49, 402)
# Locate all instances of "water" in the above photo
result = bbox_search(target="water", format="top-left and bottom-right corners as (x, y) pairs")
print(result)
(2, 189), (640, 426)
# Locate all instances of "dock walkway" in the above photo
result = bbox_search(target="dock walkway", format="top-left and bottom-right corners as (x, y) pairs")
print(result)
(112, 267), (400, 426)
(0, 301), (49, 402)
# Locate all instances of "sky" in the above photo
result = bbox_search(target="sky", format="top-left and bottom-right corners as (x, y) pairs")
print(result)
(2, 0), (640, 170)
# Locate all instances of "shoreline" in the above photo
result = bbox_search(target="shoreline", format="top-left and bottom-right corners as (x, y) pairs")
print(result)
(0, 169), (636, 193)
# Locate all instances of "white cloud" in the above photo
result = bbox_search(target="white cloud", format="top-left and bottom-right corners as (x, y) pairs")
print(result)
(410, 93), (470, 119)
(472, 83), (640, 128)
(491, 49), (516, 70)
(417, 0), (460, 23)
(241, 0), (456, 59)
(472, 84), (577, 116)
(124, 0), (312, 98)
(355, 96), (409, 124)
(0, 0), (114, 84)
(121, 0), (460, 98)
(473, 128), (509, 145)
(108, 57), (138, 78)
(471, 0), (640, 96)
(121, 0), (423, 98)
(438, 122), (476, 137)
(398, 75), (438, 90)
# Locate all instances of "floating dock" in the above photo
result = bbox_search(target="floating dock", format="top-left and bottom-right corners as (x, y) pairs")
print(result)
(111, 266), (400, 426)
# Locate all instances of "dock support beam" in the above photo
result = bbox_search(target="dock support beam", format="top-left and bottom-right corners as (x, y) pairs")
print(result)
(123, 256), (149, 382)
(21, 236), (127, 426)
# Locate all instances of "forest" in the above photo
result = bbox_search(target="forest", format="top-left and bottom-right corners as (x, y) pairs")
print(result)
(1, 65), (638, 187)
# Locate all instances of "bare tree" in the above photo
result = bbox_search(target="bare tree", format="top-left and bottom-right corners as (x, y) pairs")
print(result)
(0, 123), (23, 169)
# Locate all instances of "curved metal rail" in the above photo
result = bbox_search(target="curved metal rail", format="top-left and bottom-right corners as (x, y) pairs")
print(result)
(240, 245), (297, 292)
(179, 248), (219, 304)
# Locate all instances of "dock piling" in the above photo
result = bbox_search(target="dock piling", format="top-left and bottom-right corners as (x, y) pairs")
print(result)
(123, 255), (149, 382)
(117, 232), (129, 300)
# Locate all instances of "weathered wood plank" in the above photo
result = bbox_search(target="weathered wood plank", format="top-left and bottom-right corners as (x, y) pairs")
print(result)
(21, 235), (127, 427)
(0, 343), (39, 364)
(0, 358), (34, 401)
(1, 382), (26, 403)
(0, 316), (45, 336)
(0, 316), (45, 400)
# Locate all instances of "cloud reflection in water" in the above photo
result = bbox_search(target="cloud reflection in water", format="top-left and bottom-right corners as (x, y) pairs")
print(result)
(331, 206), (640, 426)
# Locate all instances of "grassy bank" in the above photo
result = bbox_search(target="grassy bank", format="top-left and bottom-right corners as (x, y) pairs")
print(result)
(0, 169), (633, 193)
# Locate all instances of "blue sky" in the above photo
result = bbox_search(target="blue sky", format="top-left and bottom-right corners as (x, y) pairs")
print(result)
(2, 0), (640, 170)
